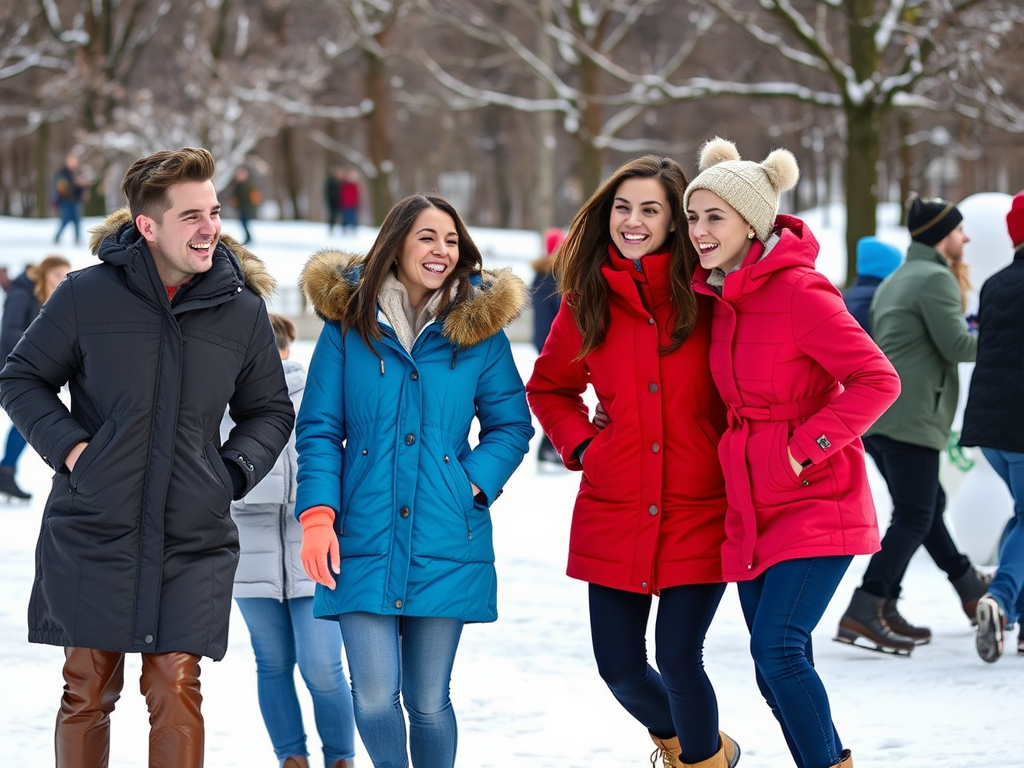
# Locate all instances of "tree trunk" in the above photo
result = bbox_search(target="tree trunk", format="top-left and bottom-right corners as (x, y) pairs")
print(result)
(533, 0), (556, 232)
(365, 47), (393, 225)
(577, 55), (603, 196)
(843, 102), (881, 287)
(35, 122), (50, 219)
(280, 126), (301, 219)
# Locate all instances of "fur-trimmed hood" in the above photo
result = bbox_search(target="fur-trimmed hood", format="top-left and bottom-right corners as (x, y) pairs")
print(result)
(89, 208), (276, 300)
(300, 249), (529, 348)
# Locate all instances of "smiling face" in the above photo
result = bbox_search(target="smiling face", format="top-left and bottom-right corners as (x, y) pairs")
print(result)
(395, 206), (458, 310)
(137, 180), (222, 287)
(686, 188), (756, 273)
(608, 176), (674, 259)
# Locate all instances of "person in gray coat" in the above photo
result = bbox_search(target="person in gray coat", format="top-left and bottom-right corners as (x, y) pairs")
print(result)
(223, 313), (355, 768)
(0, 147), (294, 768)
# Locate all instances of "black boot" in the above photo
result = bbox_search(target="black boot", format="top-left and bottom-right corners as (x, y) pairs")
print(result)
(0, 466), (31, 500)
(835, 588), (915, 655)
(950, 567), (992, 625)
(882, 598), (932, 645)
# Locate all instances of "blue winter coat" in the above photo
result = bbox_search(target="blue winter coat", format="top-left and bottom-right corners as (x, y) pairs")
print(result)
(295, 251), (533, 623)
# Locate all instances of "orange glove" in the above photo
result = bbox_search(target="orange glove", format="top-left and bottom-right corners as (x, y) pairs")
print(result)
(299, 506), (340, 589)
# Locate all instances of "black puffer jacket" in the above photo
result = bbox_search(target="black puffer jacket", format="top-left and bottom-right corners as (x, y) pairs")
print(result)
(0, 271), (41, 364)
(0, 210), (294, 660)
(961, 248), (1024, 452)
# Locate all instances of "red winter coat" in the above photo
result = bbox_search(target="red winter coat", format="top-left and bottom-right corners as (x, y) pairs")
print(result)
(692, 216), (900, 581)
(527, 248), (728, 593)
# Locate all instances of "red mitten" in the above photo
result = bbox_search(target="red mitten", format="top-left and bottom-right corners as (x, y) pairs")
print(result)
(299, 506), (340, 589)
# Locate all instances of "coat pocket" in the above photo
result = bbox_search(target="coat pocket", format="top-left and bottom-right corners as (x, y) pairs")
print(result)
(69, 420), (117, 492)
(204, 443), (234, 513)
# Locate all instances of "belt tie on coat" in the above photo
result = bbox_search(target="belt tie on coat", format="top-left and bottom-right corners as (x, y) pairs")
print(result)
(724, 391), (836, 572)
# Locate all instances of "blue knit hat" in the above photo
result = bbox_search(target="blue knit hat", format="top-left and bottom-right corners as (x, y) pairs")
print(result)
(856, 236), (903, 280)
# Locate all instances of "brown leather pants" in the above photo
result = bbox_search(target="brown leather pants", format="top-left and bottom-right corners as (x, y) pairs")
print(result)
(56, 647), (204, 768)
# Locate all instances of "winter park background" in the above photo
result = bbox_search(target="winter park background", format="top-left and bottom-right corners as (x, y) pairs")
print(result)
(1, 200), (1022, 767)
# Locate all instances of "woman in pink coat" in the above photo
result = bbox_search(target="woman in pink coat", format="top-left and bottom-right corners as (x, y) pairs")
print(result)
(684, 138), (900, 768)
(528, 155), (739, 768)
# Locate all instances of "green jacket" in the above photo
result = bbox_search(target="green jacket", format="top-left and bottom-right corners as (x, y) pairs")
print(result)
(866, 241), (976, 450)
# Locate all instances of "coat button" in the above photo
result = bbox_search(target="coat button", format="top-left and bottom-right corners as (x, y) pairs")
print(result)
(400, 506), (410, 518)
(651, 442), (660, 453)
(144, 634), (154, 644)
(411, 372), (419, 380)
(802, 480), (810, 487)
(641, 582), (648, 589)
(648, 505), (658, 515)
(405, 434), (416, 445)
(649, 383), (658, 393)
(395, 600), (403, 609)
(647, 317), (655, 325)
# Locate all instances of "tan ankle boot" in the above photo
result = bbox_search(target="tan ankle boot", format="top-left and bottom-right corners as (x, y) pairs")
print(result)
(140, 652), (204, 768)
(650, 733), (681, 768)
(719, 731), (741, 768)
(282, 757), (310, 768)
(831, 749), (853, 767)
(328, 761), (350, 768)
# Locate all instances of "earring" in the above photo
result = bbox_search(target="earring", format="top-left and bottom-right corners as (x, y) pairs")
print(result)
(747, 231), (755, 240)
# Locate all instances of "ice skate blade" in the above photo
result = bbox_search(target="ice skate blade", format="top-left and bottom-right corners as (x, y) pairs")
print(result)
(833, 631), (913, 657)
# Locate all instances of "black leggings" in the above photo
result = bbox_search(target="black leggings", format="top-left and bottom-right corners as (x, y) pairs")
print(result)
(589, 581), (726, 763)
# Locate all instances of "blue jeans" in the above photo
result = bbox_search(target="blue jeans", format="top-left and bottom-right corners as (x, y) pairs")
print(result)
(338, 612), (464, 768)
(588, 582), (726, 763)
(235, 597), (355, 765)
(982, 448), (1024, 623)
(737, 556), (852, 768)
(1, 425), (27, 468)
(54, 201), (81, 243)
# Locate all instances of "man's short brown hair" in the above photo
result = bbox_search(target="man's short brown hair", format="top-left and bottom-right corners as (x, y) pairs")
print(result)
(121, 147), (216, 220)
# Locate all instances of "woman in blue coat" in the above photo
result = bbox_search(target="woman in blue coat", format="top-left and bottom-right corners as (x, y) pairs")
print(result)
(296, 194), (533, 768)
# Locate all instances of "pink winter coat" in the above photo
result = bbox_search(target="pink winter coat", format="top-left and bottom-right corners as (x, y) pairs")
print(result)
(528, 248), (728, 593)
(692, 216), (900, 581)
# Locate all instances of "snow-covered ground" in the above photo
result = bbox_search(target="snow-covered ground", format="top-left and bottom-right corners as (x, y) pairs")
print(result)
(1, 211), (1021, 767)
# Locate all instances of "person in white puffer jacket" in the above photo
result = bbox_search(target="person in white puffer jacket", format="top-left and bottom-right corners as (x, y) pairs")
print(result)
(222, 312), (356, 768)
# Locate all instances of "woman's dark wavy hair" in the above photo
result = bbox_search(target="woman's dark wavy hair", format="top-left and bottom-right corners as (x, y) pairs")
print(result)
(343, 194), (482, 350)
(555, 154), (698, 358)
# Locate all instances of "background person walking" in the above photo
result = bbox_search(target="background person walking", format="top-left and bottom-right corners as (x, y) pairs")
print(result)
(0, 255), (71, 501)
(960, 191), (1024, 663)
(224, 311), (356, 768)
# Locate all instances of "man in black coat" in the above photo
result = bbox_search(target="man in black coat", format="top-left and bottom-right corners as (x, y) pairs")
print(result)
(0, 147), (294, 768)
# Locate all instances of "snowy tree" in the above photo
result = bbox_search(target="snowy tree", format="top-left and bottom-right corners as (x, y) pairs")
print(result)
(682, 0), (1024, 279)
(418, 0), (715, 196)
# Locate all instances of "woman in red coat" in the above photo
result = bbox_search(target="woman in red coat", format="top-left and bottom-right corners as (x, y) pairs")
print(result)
(684, 138), (900, 768)
(528, 156), (739, 768)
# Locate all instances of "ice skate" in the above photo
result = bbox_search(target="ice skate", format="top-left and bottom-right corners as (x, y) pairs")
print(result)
(882, 598), (932, 645)
(0, 466), (31, 502)
(834, 589), (914, 656)
(975, 594), (1005, 663)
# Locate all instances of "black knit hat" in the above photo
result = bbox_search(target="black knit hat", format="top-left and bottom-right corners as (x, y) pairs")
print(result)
(906, 195), (963, 246)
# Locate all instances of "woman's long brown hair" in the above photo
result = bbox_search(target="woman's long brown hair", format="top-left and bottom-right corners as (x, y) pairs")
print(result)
(555, 155), (698, 358)
(342, 194), (483, 351)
